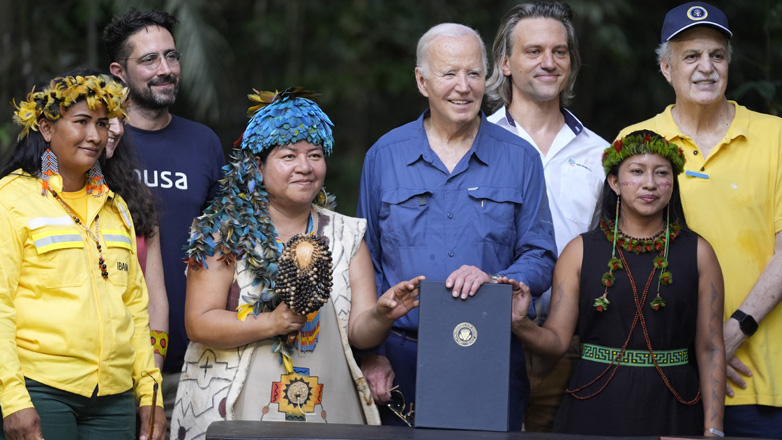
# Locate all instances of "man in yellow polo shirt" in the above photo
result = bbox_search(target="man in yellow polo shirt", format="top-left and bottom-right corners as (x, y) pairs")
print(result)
(618, 2), (782, 438)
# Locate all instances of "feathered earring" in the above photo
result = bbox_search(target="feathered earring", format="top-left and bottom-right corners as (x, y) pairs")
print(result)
(595, 195), (621, 312)
(86, 160), (106, 197)
(651, 204), (673, 310)
(40, 148), (62, 195)
(315, 187), (337, 210)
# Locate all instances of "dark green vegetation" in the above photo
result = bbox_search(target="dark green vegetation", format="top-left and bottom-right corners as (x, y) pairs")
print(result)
(1, 0), (779, 214)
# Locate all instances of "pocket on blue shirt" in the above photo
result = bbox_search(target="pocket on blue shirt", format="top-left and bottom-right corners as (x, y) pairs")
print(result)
(466, 187), (522, 247)
(380, 188), (431, 245)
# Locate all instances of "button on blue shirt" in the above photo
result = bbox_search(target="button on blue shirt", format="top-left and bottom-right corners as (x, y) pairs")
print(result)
(357, 111), (557, 330)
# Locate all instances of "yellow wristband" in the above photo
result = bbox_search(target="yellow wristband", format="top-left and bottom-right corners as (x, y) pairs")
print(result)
(150, 330), (168, 359)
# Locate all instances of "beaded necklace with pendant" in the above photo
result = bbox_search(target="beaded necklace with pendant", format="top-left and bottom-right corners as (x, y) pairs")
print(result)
(51, 190), (109, 279)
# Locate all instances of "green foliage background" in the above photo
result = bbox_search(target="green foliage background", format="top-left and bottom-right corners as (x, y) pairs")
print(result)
(1, 0), (779, 215)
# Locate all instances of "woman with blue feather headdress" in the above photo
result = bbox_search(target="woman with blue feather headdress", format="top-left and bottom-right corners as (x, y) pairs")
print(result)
(171, 88), (423, 437)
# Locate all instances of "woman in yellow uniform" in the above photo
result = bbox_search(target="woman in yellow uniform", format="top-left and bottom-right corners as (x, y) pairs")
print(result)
(0, 74), (164, 440)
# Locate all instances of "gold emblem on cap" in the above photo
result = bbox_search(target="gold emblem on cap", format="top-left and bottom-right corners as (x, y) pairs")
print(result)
(453, 322), (478, 347)
(686, 6), (708, 21)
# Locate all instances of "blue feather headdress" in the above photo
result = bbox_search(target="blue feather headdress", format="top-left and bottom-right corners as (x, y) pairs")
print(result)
(184, 88), (336, 318)
(241, 87), (334, 157)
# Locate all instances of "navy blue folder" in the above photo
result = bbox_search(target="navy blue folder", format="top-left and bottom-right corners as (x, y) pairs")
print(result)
(414, 280), (512, 432)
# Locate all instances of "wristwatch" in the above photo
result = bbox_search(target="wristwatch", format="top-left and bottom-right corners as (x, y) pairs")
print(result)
(731, 310), (758, 337)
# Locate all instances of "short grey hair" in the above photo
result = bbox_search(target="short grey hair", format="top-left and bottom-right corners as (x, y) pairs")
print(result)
(416, 23), (487, 78)
(485, 1), (581, 111)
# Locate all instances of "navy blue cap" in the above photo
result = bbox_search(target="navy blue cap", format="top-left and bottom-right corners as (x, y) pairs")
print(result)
(661, 2), (732, 43)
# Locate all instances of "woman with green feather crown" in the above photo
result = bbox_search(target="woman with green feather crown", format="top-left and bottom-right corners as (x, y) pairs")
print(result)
(171, 88), (423, 437)
(508, 131), (726, 436)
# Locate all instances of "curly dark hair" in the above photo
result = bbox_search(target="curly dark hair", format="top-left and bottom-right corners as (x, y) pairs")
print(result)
(103, 9), (178, 64)
(1, 68), (159, 238)
(102, 126), (159, 239)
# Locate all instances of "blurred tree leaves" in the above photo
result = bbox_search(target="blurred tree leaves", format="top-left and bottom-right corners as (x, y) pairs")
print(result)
(1, 0), (779, 214)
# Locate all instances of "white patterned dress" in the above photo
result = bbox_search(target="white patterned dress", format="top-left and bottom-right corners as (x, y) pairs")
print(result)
(171, 207), (380, 440)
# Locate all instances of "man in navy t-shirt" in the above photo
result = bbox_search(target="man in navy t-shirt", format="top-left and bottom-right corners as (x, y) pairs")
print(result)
(104, 9), (225, 428)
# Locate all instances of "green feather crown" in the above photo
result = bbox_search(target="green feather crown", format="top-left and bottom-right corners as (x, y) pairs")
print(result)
(603, 130), (685, 175)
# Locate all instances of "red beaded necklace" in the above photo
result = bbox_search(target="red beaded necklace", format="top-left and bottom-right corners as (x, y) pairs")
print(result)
(595, 219), (681, 312)
(51, 190), (109, 279)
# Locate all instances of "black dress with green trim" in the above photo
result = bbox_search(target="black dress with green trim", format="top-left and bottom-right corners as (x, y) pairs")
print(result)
(553, 227), (702, 436)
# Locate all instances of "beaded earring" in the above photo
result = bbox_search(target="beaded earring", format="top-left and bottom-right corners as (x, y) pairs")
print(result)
(650, 205), (673, 310)
(594, 197), (620, 312)
(85, 160), (107, 197)
(40, 148), (62, 195)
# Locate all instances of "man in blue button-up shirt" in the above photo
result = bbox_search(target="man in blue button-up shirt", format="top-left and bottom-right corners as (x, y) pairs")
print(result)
(356, 22), (556, 429)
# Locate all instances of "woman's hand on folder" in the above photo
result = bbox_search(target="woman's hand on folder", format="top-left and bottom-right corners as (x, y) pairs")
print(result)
(495, 277), (532, 331)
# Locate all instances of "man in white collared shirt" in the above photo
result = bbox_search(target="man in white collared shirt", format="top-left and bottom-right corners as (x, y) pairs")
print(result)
(485, 1), (607, 431)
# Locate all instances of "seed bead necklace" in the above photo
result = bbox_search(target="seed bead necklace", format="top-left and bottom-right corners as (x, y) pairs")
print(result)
(50, 190), (109, 279)
(595, 219), (681, 312)
(618, 225), (666, 242)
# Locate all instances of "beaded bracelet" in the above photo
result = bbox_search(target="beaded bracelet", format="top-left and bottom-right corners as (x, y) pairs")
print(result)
(150, 330), (168, 359)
